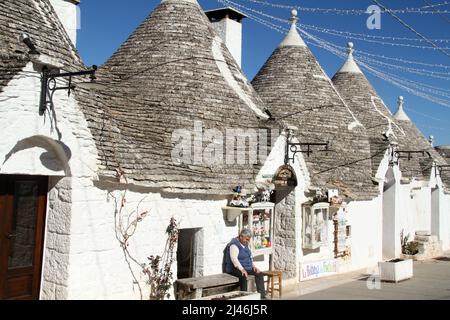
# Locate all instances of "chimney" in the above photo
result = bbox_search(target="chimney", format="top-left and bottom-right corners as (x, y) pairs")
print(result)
(205, 7), (247, 68)
(49, 0), (80, 47)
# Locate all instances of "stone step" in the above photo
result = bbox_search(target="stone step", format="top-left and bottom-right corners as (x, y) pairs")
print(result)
(415, 231), (431, 237)
(414, 235), (438, 242)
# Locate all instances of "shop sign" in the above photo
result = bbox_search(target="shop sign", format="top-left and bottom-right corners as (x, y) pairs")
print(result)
(300, 259), (337, 281)
(273, 165), (297, 187)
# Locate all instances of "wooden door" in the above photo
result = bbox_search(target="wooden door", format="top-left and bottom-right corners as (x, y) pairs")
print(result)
(0, 175), (48, 300)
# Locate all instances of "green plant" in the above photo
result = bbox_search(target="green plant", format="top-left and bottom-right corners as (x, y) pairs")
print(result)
(400, 229), (419, 255)
(143, 217), (179, 300)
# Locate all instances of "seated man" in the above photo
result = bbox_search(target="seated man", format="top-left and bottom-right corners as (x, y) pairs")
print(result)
(224, 229), (267, 299)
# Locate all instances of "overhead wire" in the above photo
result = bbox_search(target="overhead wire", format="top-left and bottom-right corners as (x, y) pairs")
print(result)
(224, 0), (450, 65)
(372, 0), (450, 58)
(240, 0), (450, 14)
(421, 0), (450, 24)
(217, 0), (450, 110)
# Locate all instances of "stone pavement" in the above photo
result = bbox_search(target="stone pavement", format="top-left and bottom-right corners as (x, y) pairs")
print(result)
(279, 252), (450, 300)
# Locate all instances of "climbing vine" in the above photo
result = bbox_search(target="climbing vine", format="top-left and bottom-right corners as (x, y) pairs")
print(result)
(111, 166), (179, 300)
(144, 217), (179, 300)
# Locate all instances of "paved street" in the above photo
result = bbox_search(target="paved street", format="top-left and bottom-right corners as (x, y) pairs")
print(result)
(282, 252), (450, 300)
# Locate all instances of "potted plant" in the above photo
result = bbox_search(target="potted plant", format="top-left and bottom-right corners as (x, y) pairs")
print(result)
(378, 258), (413, 283)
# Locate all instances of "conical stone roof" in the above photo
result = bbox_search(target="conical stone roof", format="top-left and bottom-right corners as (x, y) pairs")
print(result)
(84, 0), (272, 194)
(252, 11), (378, 200)
(332, 46), (447, 184)
(392, 98), (449, 185)
(332, 43), (407, 179)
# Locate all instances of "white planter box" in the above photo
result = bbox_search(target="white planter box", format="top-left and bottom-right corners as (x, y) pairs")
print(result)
(196, 291), (261, 300)
(378, 259), (413, 283)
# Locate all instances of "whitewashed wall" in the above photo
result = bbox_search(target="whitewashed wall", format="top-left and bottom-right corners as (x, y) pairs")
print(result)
(443, 192), (450, 250)
(345, 198), (382, 271)
(66, 182), (234, 299)
(398, 182), (431, 240)
(0, 61), (99, 299)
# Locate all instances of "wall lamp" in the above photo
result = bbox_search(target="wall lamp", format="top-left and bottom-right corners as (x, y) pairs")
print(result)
(39, 65), (105, 114)
(284, 126), (329, 164)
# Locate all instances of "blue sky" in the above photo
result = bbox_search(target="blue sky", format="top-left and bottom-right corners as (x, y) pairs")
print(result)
(77, 0), (450, 146)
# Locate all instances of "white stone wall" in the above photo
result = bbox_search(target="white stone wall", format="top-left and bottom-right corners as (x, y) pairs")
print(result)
(66, 182), (235, 299)
(297, 198), (382, 274)
(0, 61), (99, 299)
(345, 198), (382, 271)
(49, 0), (79, 46)
(0, 62), (98, 179)
(443, 192), (450, 250)
(398, 182), (431, 242)
(433, 187), (450, 251)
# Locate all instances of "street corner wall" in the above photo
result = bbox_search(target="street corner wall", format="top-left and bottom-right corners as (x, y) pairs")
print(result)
(64, 181), (235, 299)
(345, 197), (383, 271)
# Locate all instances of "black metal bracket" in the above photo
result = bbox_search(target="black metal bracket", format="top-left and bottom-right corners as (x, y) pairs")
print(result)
(394, 150), (431, 161)
(39, 65), (98, 115)
(284, 130), (329, 164)
(436, 165), (450, 177)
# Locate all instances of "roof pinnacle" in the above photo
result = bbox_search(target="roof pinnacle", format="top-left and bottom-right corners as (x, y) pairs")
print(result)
(393, 96), (411, 121)
(335, 42), (363, 74)
(279, 9), (306, 47)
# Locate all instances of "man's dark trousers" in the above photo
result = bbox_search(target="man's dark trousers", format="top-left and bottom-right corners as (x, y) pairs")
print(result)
(229, 267), (266, 298)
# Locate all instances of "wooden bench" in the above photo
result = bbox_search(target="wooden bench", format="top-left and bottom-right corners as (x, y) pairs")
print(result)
(175, 273), (256, 300)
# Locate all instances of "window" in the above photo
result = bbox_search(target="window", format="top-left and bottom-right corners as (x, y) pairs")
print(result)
(302, 203), (329, 249)
(234, 203), (275, 256)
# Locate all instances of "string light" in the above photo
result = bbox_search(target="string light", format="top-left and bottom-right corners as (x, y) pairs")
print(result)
(224, 0), (450, 50)
(353, 55), (450, 80)
(300, 24), (450, 43)
(372, 0), (450, 58)
(239, 0), (450, 15)
(217, 0), (450, 110)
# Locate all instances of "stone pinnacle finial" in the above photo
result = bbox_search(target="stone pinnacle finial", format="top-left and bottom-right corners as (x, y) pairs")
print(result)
(290, 9), (298, 25)
(398, 96), (404, 107)
(394, 96), (411, 121)
(347, 42), (354, 56)
(279, 8), (306, 47)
